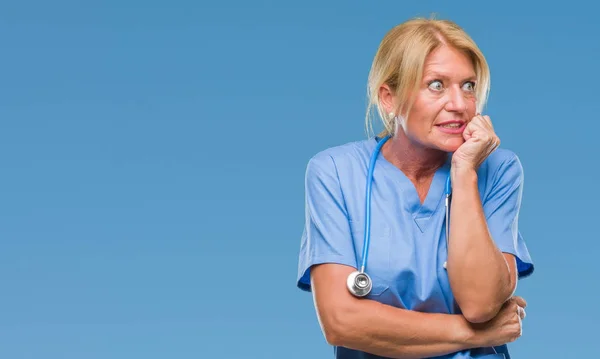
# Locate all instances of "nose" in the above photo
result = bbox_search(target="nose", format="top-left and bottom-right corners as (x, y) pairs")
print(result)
(444, 86), (467, 113)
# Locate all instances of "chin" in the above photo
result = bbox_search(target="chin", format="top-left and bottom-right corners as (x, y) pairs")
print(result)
(435, 138), (464, 153)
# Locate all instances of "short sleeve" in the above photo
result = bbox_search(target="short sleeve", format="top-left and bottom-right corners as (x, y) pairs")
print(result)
(483, 154), (534, 279)
(296, 154), (357, 292)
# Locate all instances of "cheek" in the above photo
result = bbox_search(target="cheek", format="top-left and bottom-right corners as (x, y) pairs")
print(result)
(468, 97), (477, 115)
(409, 99), (445, 128)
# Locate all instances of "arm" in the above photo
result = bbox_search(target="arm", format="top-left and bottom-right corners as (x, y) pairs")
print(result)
(446, 167), (517, 323)
(311, 263), (480, 359)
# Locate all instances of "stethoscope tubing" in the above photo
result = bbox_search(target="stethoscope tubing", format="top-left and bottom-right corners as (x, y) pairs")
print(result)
(359, 135), (390, 273)
(359, 135), (452, 273)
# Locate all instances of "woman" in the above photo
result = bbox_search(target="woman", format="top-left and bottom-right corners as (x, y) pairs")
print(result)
(296, 18), (534, 359)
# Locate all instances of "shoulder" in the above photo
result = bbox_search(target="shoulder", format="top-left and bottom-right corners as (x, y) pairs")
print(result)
(479, 147), (524, 195)
(305, 138), (374, 180)
(482, 148), (522, 172)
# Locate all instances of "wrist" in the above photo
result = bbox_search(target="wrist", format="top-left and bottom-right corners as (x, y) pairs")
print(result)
(450, 166), (478, 187)
(454, 315), (481, 348)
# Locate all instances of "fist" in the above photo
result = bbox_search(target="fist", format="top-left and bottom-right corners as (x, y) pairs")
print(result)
(452, 114), (500, 171)
(470, 296), (527, 348)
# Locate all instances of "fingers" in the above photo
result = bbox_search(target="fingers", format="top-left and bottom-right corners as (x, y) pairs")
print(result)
(512, 297), (526, 331)
(473, 114), (493, 129)
(469, 114), (500, 151)
(482, 115), (494, 132)
(517, 307), (525, 338)
(513, 296), (527, 320)
(498, 296), (526, 343)
(462, 119), (476, 141)
(517, 305), (526, 319)
(513, 303), (525, 341)
(513, 296), (527, 308)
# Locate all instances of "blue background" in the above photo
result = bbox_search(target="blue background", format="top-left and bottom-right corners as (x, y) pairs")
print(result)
(1, 1), (598, 358)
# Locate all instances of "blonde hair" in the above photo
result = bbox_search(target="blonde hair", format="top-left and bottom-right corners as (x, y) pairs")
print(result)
(365, 17), (491, 137)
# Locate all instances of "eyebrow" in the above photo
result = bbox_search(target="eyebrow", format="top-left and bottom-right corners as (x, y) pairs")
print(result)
(423, 71), (477, 82)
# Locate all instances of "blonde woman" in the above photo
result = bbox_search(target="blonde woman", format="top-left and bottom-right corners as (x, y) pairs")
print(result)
(296, 18), (534, 359)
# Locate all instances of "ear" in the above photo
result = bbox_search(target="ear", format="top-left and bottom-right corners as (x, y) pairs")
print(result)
(378, 84), (396, 115)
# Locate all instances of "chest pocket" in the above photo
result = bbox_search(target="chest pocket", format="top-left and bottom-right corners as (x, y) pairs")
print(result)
(349, 219), (391, 297)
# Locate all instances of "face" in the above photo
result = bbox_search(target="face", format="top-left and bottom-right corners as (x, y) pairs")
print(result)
(385, 45), (478, 152)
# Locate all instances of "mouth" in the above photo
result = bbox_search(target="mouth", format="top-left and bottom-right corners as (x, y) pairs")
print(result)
(435, 121), (466, 134)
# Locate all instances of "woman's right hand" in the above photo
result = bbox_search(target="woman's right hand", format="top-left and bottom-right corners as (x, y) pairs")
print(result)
(468, 296), (527, 348)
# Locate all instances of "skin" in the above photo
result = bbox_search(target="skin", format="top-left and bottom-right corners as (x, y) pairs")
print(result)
(310, 44), (527, 358)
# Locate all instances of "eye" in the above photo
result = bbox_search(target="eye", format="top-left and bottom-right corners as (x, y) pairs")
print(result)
(428, 80), (443, 91)
(462, 81), (476, 92)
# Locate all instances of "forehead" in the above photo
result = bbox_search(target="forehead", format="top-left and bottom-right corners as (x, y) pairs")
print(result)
(423, 45), (475, 78)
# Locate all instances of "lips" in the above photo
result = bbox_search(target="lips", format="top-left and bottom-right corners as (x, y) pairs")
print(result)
(435, 121), (466, 134)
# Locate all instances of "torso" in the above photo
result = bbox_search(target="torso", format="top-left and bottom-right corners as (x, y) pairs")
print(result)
(307, 136), (519, 359)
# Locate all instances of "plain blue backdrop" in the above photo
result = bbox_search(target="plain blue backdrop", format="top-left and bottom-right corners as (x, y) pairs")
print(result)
(1, 1), (598, 358)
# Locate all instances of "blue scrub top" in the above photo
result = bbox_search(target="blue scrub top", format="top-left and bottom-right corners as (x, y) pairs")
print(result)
(296, 136), (534, 359)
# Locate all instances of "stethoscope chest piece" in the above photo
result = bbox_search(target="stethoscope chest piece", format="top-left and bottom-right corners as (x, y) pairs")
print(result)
(347, 270), (372, 297)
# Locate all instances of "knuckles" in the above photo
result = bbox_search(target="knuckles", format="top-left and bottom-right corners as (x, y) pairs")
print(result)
(501, 296), (526, 343)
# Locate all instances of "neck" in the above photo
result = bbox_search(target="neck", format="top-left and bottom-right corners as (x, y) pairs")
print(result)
(381, 131), (447, 181)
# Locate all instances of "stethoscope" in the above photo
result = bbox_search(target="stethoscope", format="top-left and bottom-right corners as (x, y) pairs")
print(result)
(346, 135), (452, 297)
